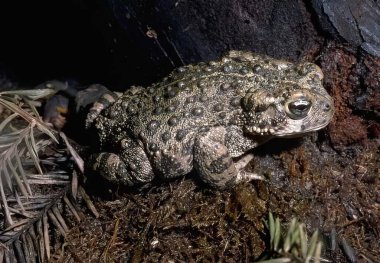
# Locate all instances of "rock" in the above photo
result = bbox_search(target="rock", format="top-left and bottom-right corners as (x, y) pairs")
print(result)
(311, 0), (380, 57)
(102, 0), (319, 84)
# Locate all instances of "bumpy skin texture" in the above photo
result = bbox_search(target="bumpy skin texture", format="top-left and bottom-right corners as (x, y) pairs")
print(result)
(87, 51), (334, 188)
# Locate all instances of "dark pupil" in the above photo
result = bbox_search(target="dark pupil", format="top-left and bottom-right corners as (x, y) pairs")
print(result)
(289, 100), (311, 115)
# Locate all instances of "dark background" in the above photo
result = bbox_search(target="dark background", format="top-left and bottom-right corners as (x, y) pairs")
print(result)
(0, 0), (320, 88)
(0, 1), (110, 86)
(1, 0), (379, 90)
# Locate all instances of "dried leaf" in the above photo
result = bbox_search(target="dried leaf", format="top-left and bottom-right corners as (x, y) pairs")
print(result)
(14, 192), (26, 215)
(36, 220), (45, 263)
(2, 162), (14, 191)
(0, 113), (19, 133)
(7, 159), (28, 197)
(22, 98), (42, 121)
(0, 88), (82, 262)
(60, 132), (84, 173)
(14, 153), (32, 196)
(25, 232), (36, 262)
(0, 89), (56, 100)
(25, 179), (69, 185)
(42, 214), (50, 261)
(20, 235), (32, 263)
(52, 206), (69, 232)
(0, 97), (58, 143)
(0, 175), (13, 226)
(0, 249), (3, 263)
(13, 239), (26, 263)
(71, 170), (78, 200)
(64, 196), (81, 222)
(79, 186), (99, 218)
(23, 134), (43, 175)
(1, 219), (30, 234)
(47, 210), (66, 237)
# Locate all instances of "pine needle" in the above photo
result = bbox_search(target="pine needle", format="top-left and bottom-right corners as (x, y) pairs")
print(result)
(0, 88), (85, 262)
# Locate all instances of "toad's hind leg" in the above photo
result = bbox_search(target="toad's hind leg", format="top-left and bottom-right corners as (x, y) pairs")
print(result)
(88, 142), (154, 186)
(194, 127), (261, 189)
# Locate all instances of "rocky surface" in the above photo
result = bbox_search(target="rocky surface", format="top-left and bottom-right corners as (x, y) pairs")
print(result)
(311, 0), (380, 57)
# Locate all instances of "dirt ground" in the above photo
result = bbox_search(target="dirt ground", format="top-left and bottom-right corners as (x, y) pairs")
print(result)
(44, 42), (379, 262)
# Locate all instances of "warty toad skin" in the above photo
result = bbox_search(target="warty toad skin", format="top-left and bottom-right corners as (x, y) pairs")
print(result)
(86, 50), (334, 188)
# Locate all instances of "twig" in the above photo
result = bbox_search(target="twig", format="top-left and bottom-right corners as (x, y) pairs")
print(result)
(101, 218), (120, 262)
(79, 186), (99, 218)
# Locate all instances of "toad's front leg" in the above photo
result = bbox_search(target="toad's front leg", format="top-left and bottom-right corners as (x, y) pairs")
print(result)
(193, 127), (260, 189)
(88, 138), (155, 186)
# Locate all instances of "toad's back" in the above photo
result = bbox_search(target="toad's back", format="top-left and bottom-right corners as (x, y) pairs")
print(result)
(87, 51), (334, 188)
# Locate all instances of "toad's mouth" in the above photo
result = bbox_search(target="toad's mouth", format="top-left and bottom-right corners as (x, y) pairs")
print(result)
(244, 118), (331, 137)
(272, 121), (332, 137)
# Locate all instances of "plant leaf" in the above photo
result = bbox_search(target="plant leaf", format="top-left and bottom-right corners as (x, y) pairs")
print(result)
(0, 89), (56, 100)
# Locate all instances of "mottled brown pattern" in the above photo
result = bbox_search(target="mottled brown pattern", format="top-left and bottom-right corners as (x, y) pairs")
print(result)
(86, 51), (334, 188)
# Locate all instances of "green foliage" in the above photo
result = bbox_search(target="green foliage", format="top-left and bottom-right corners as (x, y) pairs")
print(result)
(256, 212), (326, 263)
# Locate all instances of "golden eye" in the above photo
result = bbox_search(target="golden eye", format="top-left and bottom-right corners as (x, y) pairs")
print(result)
(286, 98), (311, 119)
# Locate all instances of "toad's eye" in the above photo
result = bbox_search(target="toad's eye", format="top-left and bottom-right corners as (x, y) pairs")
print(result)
(286, 98), (311, 119)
